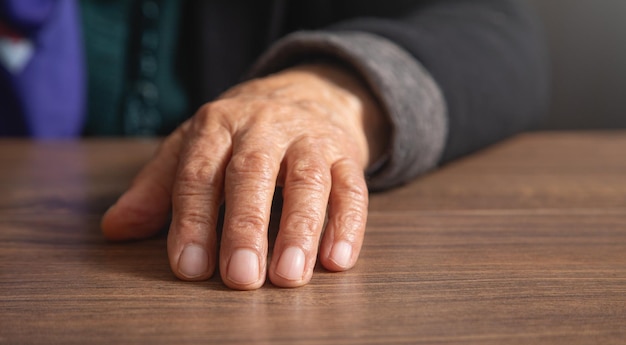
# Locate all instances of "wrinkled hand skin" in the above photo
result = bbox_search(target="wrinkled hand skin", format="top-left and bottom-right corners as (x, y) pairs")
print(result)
(101, 64), (389, 290)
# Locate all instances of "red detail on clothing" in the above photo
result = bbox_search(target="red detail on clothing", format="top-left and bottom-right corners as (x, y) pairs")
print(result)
(0, 20), (25, 42)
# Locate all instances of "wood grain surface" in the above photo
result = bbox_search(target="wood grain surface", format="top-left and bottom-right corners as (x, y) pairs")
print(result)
(1, 132), (625, 344)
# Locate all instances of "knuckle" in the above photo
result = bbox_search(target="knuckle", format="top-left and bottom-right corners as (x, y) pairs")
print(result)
(176, 210), (217, 232)
(349, 182), (369, 205)
(293, 135), (324, 150)
(198, 100), (229, 119)
(191, 101), (233, 133)
(157, 132), (182, 160)
(330, 208), (366, 240)
(228, 213), (267, 236)
(227, 151), (275, 180)
(294, 99), (328, 115)
(176, 161), (221, 188)
(338, 179), (368, 206)
(284, 212), (321, 237)
(191, 104), (213, 129)
(293, 135), (339, 161)
(255, 99), (288, 115)
(250, 99), (274, 114)
(288, 158), (329, 188)
(333, 163), (369, 205)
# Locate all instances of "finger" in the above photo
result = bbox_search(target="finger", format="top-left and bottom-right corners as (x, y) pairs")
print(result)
(269, 141), (331, 287)
(167, 113), (232, 281)
(101, 127), (184, 241)
(319, 158), (368, 272)
(220, 133), (284, 290)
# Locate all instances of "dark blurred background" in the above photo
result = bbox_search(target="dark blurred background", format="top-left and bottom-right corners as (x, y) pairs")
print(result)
(528, 0), (626, 129)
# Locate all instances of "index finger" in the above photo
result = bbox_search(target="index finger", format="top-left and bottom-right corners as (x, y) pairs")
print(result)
(101, 126), (185, 241)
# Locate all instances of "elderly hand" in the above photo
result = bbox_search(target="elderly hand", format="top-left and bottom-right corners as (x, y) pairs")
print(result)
(101, 63), (389, 289)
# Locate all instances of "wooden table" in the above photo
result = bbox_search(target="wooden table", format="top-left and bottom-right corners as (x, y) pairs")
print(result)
(1, 132), (625, 344)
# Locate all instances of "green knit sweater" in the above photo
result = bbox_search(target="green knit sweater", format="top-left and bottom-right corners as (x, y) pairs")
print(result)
(80, 0), (190, 136)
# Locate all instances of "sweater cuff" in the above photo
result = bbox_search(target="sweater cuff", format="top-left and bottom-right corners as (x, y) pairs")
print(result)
(248, 31), (447, 191)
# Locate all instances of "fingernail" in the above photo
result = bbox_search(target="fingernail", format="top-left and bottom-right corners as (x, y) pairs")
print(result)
(178, 244), (209, 278)
(330, 241), (353, 269)
(227, 249), (260, 285)
(276, 246), (305, 281)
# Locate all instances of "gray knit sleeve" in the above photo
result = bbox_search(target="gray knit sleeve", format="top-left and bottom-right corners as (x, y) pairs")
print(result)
(248, 31), (447, 191)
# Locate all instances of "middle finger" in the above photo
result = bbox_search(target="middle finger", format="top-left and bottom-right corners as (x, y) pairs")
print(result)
(220, 131), (285, 290)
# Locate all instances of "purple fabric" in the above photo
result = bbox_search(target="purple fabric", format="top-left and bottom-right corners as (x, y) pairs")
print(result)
(0, 0), (84, 138)
(0, 0), (55, 33)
